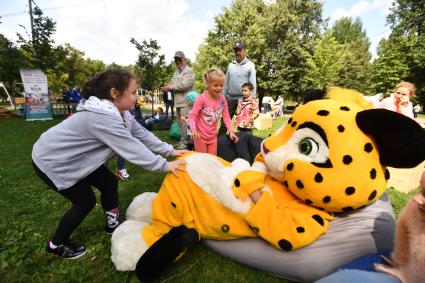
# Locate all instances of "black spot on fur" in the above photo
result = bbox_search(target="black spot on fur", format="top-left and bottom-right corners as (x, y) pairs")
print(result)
(370, 168), (377, 179)
(342, 206), (354, 212)
(221, 224), (230, 233)
(343, 155), (353, 165)
(305, 199), (313, 205)
(317, 110), (329, 116)
(287, 117), (293, 124)
(323, 196), (331, 203)
(234, 179), (240, 187)
(315, 173), (323, 183)
(296, 180), (304, 189)
(385, 169), (390, 180)
(278, 239), (293, 251)
(291, 121), (297, 127)
(312, 215), (324, 226)
(283, 180), (289, 188)
(340, 106), (350, 111)
(368, 190), (377, 201)
(364, 142), (373, 153)
(338, 125), (345, 132)
(171, 202), (176, 208)
(296, 227), (305, 233)
(286, 162), (294, 171)
(345, 187), (356, 195)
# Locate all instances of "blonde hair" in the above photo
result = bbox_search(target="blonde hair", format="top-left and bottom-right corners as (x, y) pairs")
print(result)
(394, 81), (416, 98)
(203, 68), (225, 82)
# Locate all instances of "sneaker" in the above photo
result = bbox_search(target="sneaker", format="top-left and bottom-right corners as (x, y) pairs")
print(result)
(105, 211), (120, 234)
(46, 241), (86, 259)
(176, 143), (187, 150)
(115, 168), (130, 180)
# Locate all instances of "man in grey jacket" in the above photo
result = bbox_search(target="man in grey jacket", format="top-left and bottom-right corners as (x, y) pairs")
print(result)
(162, 51), (195, 149)
(218, 43), (257, 136)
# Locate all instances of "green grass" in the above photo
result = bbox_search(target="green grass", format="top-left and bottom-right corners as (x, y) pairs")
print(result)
(0, 116), (416, 282)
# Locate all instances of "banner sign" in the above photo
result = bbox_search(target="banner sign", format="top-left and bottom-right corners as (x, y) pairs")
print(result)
(19, 69), (52, 121)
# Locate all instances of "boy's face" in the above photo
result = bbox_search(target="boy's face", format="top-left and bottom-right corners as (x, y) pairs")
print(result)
(242, 87), (252, 98)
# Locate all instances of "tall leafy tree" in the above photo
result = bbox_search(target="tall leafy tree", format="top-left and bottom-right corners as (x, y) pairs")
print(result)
(371, 37), (409, 95)
(0, 34), (28, 94)
(130, 38), (166, 91)
(331, 17), (372, 93)
(194, 0), (324, 102)
(304, 30), (346, 89)
(16, 5), (56, 71)
(386, 0), (425, 103)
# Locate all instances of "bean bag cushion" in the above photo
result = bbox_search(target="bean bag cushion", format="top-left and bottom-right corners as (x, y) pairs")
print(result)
(204, 193), (396, 282)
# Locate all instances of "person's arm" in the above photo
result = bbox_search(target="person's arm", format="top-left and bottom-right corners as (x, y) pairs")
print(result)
(252, 99), (260, 119)
(249, 62), (257, 98)
(169, 69), (195, 92)
(235, 99), (242, 116)
(222, 97), (234, 133)
(88, 115), (170, 172)
(129, 116), (174, 157)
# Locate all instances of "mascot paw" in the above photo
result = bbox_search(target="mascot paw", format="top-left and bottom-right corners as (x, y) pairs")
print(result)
(135, 225), (200, 281)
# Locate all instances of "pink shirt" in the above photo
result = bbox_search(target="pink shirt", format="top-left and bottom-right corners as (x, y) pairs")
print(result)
(188, 92), (233, 140)
(377, 95), (414, 119)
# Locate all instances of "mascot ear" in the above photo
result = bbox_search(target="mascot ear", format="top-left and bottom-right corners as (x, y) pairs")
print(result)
(356, 109), (425, 168)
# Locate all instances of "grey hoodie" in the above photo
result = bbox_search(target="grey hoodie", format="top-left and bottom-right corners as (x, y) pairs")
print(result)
(32, 97), (174, 190)
(223, 58), (256, 98)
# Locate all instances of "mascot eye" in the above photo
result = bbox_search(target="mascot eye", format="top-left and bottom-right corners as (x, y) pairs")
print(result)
(298, 138), (318, 156)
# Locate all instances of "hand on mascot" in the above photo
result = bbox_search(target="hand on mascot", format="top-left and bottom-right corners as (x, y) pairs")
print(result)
(172, 150), (188, 157)
(249, 190), (263, 203)
(167, 160), (186, 177)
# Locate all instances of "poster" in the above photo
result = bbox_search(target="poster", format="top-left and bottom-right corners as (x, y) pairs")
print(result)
(19, 69), (52, 121)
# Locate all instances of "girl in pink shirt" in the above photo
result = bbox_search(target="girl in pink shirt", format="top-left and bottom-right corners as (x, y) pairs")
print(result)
(188, 68), (239, 155)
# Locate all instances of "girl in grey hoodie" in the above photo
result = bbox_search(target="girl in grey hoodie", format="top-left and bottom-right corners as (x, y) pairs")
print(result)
(32, 69), (186, 259)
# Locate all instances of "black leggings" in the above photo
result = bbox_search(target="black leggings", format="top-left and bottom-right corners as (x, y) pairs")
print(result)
(32, 161), (118, 244)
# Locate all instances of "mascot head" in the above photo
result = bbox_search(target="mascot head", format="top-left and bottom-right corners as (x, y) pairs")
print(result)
(261, 87), (425, 212)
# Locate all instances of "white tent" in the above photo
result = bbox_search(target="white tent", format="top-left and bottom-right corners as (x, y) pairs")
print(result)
(0, 82), (14, 108)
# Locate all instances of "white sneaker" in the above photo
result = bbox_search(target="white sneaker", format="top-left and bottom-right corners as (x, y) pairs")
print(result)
(115, 168), (130, 180)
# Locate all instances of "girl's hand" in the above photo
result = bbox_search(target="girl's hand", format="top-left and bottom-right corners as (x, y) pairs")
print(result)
(167, 160), (186, 177)
(249, 190), (263, 203)
(229, 132), (239, 143)
(191, 131), (201, 140)
(172, 150), (188, 157)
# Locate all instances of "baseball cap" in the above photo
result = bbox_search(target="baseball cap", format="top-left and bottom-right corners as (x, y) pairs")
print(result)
(233, 43), (245, 50)
(174, 51), (185, 58)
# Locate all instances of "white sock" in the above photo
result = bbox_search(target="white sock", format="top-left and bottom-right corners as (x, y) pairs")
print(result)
(49, 241), (58, 249)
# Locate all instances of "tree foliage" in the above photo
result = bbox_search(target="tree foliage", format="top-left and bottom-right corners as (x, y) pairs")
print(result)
(330, 17), (372, 93)
(304, 30), (346, 89)
(194, 0), (323, 102)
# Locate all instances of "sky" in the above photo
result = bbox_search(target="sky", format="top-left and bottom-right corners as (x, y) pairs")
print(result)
(0, 0), (394, 66)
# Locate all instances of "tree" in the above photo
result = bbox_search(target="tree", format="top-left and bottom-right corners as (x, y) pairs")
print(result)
(194, 0), (324, 102)
(330, 17), (372, 93)
(386, 0), (425, 104)
(304, 30), (346, 89)
(371, 37), (409, 95)
(16, 5), (56, 71)
(0, 34), (28, 94)
(130, 38), (166, 91)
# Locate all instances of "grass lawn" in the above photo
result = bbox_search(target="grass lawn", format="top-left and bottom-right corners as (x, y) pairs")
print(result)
(0, 116), (417, 283)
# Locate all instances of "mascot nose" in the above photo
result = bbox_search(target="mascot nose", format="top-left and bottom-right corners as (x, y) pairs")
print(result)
(262, 142), (270, 154)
